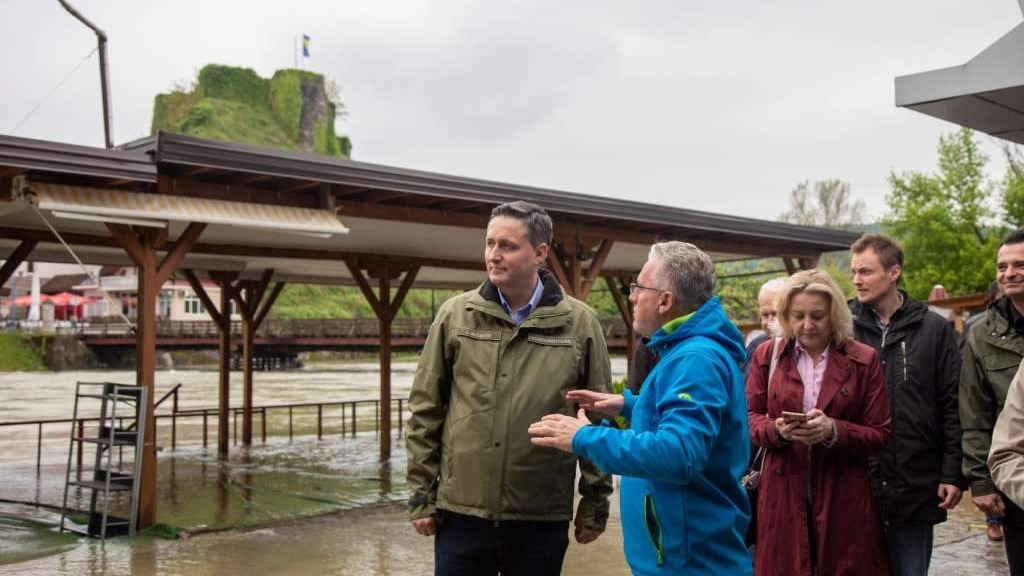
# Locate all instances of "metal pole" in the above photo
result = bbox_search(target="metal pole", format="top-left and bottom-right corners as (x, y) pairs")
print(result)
(57, 0), (113, 149)
(76, 420), (84, 478)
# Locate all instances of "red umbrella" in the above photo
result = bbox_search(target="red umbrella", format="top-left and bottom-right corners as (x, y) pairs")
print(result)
(2, 294), (48, 306)
(47, 292), (94, 306)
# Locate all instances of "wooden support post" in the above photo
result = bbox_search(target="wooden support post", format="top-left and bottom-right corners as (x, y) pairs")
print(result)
(189, 269), (235, 458)
(579, 239), (613, 301)
(216, 283), (232, 456)
(241, 283), (255, 447)
(782, 257), (798, 276)
(378, 268), (391, 461)
(797, 256), (819, 270)
(226, 269), (276, 448)
(107, 225), (158, 528)
(106, 222), (204, 529)
(0, 239), (37, 288)
(545, 250), (572, 296)
(345, 260), (419, 461)
(605, 274), (636, 365)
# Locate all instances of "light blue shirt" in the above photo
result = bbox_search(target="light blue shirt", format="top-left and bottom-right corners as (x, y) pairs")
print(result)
(497, 274), (545, 325)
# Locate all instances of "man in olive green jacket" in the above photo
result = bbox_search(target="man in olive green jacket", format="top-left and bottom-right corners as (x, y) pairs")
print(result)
(962, 230), (1024, 574)
(405, 201), (613, 576)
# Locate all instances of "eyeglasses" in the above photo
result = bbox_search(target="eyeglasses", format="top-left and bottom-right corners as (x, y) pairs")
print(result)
(628, 282), (666, 296)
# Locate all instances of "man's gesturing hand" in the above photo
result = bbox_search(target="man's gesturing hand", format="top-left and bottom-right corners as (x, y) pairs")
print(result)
(565, 390), (624, 418)
(528, 409), (591, 453)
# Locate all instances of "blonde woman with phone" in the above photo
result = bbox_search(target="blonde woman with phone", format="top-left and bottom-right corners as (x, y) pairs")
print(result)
(746, 269), (892, 576)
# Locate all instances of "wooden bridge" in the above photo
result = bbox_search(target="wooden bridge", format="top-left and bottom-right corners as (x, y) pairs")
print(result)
(78, 317), (637, 351)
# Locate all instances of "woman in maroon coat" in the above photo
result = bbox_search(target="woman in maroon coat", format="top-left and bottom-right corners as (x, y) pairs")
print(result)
(747, 270), (892, 576)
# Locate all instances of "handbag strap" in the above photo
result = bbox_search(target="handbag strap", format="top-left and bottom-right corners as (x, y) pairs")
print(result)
(766, 336), (780, 407)
(752, 337), (782, 470)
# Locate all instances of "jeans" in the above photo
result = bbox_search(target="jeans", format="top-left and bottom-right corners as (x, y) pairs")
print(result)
(1004, 493), (1024, 576)
(434, 510), (570, 576)
(885, 522), (934, 576)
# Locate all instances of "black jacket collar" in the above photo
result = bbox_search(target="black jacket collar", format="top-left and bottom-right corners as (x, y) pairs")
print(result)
(850, 290), (926, 333)
(994, 296), (1024, 336)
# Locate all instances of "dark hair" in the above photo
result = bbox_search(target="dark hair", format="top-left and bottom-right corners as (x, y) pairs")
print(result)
(1000, 230), (1024, 249)
(489, 201), (553, 247)
(851, 233), (904, 270)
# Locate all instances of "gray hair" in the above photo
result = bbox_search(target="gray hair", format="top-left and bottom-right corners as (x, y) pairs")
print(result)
(490, 201), (553, 247)
(648, 241), (716, 311)
(759, 277), (788, 300)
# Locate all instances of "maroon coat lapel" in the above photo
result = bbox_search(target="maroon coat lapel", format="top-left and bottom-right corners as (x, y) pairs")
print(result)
(815, 342), (852, 412)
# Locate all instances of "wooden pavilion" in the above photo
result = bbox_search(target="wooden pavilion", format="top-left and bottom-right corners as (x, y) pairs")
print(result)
(0, 131), (860, 528)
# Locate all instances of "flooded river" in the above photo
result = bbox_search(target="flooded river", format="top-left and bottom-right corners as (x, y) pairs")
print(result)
(0, 360), (634, 575)
(0, 359), (1012, 575)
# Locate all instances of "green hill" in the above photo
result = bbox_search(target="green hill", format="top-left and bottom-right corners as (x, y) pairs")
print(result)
(152, 64), (352, 157)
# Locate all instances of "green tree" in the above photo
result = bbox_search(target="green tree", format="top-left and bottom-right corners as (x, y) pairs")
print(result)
(883, 128), (1001, 299)
(1001, 144), (1024, 230)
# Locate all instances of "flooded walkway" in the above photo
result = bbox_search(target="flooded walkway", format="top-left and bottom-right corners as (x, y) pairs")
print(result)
(1, 482), (1012, 576)
(0, 362), (1013, 575)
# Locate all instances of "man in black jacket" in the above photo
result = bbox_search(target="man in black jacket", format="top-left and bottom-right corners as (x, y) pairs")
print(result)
(848, 234), (964, 576)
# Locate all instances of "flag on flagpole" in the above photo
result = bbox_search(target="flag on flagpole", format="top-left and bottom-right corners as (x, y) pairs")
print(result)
(302, 34), (311, 58)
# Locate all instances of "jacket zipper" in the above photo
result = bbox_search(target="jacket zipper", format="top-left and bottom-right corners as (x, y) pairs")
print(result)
(643, 494), (665, 567)
(901, 340), (907, 384)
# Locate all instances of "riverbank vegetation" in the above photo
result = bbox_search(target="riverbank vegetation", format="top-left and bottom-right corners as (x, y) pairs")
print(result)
(0, 334), (45, 371)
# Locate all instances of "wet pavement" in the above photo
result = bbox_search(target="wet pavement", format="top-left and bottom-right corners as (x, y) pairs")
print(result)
(1, 471), (1013, 576)
(0, 362), (1014, 575)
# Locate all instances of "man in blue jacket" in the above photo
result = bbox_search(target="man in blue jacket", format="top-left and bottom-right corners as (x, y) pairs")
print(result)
(529, 241), (752, 575)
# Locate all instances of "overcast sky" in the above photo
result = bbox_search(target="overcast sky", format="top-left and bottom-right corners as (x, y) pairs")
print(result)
(2, 0), (1022, 223)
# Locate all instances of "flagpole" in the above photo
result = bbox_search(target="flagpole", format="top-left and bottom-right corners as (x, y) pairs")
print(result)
(294, 34), (298, 70)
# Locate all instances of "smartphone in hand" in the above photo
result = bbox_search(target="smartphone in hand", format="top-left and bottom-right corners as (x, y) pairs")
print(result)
(781, 411), (808, 424)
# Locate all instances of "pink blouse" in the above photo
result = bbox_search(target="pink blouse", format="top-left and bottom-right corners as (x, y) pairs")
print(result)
(795, 343), (830, 413)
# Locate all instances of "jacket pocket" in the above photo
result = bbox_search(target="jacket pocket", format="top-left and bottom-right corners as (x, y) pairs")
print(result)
(526, 333), (579, 393)
(453, 328), (502, 403)
(644, 494), (665, 567)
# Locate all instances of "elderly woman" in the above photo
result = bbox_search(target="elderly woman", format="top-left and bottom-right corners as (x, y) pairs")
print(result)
(746, 269), (892, 576)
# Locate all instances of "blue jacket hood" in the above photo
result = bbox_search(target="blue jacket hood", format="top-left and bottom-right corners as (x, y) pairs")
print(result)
(647, 296), (747, 366)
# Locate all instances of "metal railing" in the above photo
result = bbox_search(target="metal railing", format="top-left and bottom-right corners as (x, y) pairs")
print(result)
(0, 393), (406, 475)
(74, 316), (638, 339)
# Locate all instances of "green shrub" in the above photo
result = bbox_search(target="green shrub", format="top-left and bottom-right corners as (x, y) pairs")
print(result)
(0, 333), (45, 371)
(151, 91), (196, 133)
(197, 64), (269, 110)
(269, 69), (321, 142)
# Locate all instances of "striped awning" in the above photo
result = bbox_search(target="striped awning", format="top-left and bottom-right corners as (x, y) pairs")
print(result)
(18, 182), (349, 237)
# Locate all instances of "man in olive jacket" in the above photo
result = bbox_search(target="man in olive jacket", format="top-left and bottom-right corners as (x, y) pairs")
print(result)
(848, 234), (963, 576)
(962, 230), (1024, 575)
(405, 201), (613, 576)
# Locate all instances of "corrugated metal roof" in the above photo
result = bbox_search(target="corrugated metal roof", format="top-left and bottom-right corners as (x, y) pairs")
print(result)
(140, 132), (859, 251)
(1, 131), (861, 257)
(0, 134), (156, 182)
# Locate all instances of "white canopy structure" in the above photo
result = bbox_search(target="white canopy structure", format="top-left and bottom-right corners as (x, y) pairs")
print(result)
(896, 1), (1024, 144)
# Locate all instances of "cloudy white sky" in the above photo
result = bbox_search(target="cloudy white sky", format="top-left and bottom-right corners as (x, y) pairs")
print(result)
(2, 0), (1022, 223)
